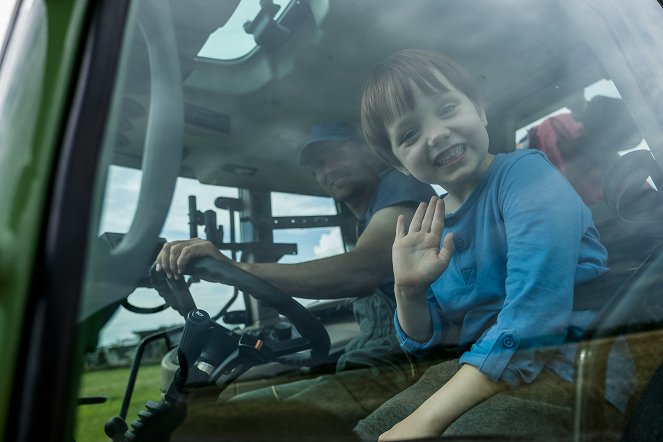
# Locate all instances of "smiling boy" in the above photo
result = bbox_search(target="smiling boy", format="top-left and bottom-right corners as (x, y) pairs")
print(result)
(354, 49), (634, 441)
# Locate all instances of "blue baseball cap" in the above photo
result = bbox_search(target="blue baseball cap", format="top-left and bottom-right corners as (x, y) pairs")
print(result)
(298, 121), (360, 165)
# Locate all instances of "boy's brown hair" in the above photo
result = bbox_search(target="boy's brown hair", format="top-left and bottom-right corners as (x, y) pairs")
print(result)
(361, 49), (483, 168)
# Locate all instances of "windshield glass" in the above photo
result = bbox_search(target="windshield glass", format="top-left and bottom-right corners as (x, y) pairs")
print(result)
(0, 0), (18, 51)
(72, 1), (663, 441)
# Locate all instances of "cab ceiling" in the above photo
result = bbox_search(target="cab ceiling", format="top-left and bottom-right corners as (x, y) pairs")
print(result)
(114, 0), (604, 196)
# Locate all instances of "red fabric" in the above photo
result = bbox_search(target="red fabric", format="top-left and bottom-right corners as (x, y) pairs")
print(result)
(528, 113), (583, 175)
(529, 114), (604, 205)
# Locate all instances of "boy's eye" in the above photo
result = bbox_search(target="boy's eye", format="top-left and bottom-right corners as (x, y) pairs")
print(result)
(437, 103), (458, 118)
(399, 129), (419, 146)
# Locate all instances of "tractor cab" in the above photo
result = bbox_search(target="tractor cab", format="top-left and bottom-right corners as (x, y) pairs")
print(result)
(2, 0), (663, 441)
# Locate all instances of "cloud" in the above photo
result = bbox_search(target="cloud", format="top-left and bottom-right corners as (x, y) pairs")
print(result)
(271, 192), (337, 216)
(99, 165), (239, 240)
(313, 230), (344, 258)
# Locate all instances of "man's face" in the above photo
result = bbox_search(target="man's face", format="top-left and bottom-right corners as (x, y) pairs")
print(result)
(307, 140), (378, 202)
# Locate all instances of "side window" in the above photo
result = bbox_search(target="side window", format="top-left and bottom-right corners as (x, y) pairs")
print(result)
(96, 166), (243, 344)
(80, 165), (248, 440)
(516, 79), (648, 154)
(271, 192), (344, 263)
(514, 77), (656, 272)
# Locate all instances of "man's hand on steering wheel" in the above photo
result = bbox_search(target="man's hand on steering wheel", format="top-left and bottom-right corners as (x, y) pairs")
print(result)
(150, 254), (331, 362)
(156, 238), (233, 280)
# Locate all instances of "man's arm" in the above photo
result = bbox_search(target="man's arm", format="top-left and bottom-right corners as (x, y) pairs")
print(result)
(240, 205), (414, 299)
(156, 205), (417, 299)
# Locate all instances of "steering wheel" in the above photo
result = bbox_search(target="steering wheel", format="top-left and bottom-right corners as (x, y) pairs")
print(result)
(149, 256), (331, 362)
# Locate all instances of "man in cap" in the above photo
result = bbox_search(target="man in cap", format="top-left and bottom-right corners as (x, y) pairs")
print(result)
(156, 121), (436, 428)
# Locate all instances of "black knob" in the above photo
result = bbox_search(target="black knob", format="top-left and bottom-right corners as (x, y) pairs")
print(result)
(187, 309), (210, 324)
(274, 322), (292, 340)
(104, 416), (128, 441)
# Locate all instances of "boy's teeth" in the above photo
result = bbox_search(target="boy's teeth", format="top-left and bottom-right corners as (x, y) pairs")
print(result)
(435, 144), (465, 166)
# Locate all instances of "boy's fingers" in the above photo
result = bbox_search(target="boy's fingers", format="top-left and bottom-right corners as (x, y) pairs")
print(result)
(439, 232), (455, 264)
(408, 202), (427, 234)
(395, 214), (405, 239)
(431, 198), (445, 235)
(420, 196), (438, 232)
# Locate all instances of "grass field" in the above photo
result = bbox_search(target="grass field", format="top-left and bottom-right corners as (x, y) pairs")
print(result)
(75, 365), (163, 442)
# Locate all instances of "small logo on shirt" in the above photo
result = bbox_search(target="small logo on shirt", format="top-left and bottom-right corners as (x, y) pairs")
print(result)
(461, 266), (477, 285)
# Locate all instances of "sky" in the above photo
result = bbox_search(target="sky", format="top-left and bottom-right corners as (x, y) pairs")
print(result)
(198, 0), (290, 60)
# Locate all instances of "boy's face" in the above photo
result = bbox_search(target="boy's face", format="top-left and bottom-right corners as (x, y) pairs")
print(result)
(385, 73), (491, 195)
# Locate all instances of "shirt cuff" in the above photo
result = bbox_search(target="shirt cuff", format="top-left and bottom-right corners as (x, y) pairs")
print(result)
(459, 329), (522, 387)
(393, 308), (443, 354)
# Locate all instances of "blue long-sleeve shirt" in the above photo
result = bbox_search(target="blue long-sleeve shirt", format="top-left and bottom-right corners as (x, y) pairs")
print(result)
(394, 149), (634, 411)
